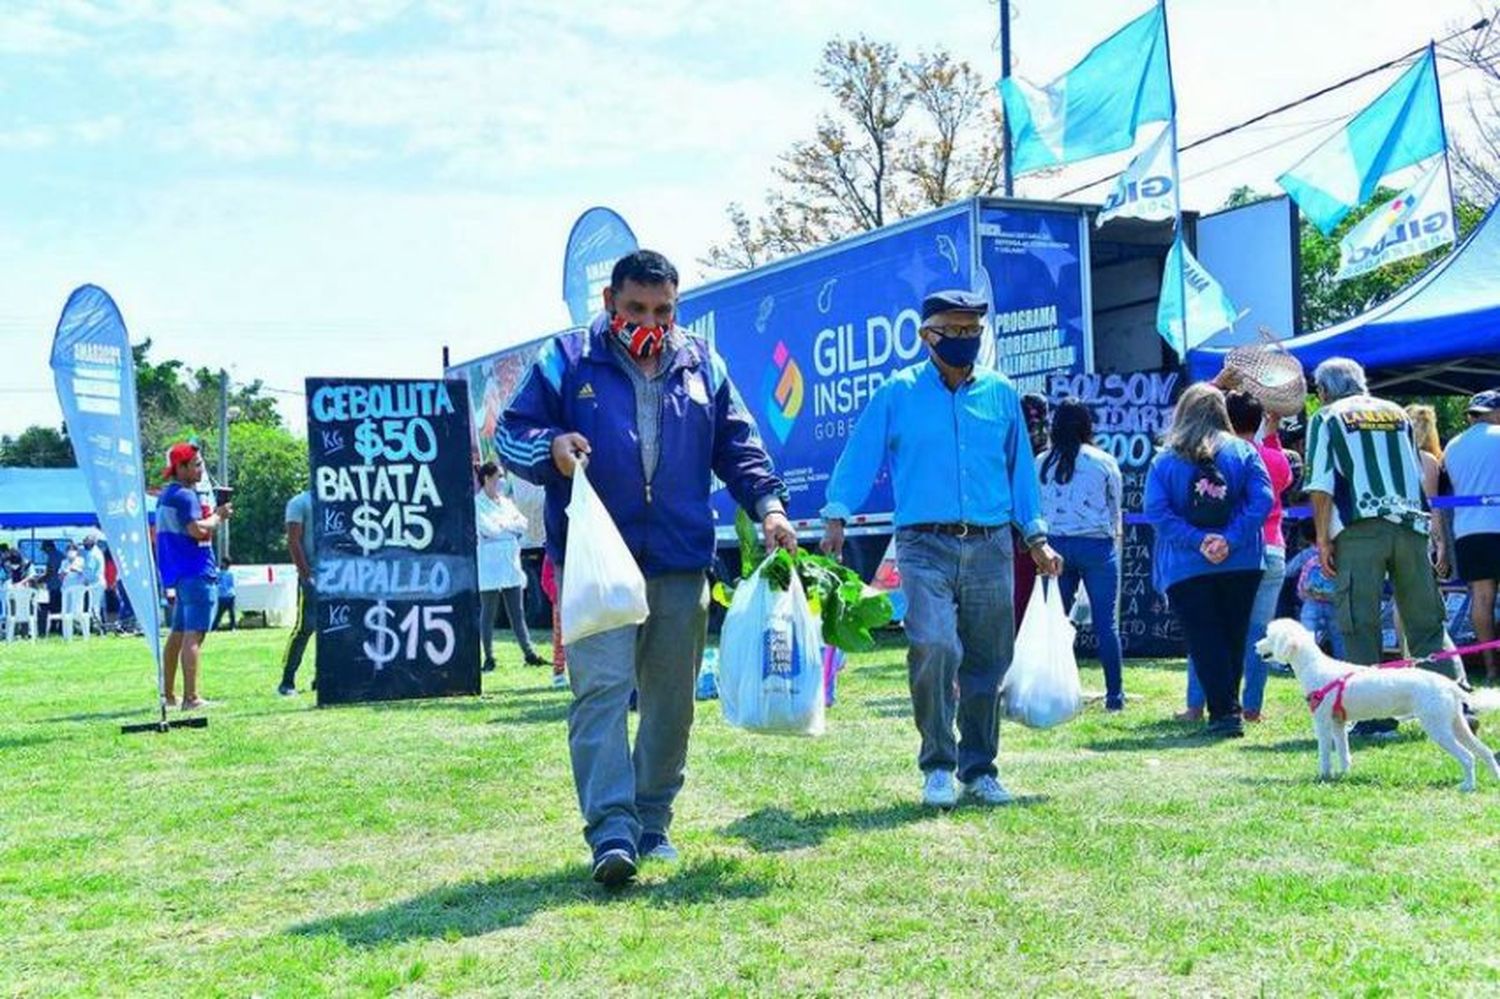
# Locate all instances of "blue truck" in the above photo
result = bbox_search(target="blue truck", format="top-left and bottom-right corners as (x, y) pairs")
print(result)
(446, 195), (1199, 637)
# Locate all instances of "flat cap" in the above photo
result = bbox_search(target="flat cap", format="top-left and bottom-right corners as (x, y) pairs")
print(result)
(921, 289), (989, 322)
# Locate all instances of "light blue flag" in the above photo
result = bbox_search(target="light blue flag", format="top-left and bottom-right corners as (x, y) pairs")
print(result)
(562, 206), (638, 326)
(1278, 49), (1445, 234)
(1157, 237), (1240, 356)
(1000, 6), (1173, 175)
(49, 286), (164, 697)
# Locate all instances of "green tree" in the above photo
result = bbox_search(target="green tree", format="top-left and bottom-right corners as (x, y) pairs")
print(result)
(222, 421), (308, 563)
(0, 425), (76, 467)
(1214, 186), (1485, 332)
(132, 339), (283, 474)
(1299, 190), (1486, 330)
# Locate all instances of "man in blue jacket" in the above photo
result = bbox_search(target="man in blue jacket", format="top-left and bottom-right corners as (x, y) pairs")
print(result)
(500, 249), (796, 887)
(821, 290), (1062, 809)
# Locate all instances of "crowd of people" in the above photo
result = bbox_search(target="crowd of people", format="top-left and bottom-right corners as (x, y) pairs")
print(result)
(12, 245), (1496, 892)
(1, 531), (124, 638)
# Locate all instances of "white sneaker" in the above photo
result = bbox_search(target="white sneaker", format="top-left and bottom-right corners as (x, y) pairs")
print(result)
(962, 774), (1014, 806)
(922, 770), (959, 808)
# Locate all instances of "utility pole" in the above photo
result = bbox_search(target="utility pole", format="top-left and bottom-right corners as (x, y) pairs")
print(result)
(1000, 0), (1014, 197)
(217, 369), (230, 560)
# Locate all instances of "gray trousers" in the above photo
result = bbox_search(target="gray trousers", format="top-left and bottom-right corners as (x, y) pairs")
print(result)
(479, 586), (536, 664)
(897, 528), (1016, 783)
(564, 571), (709, 849)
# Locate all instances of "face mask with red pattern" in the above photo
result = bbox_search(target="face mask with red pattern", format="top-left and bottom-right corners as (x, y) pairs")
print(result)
(609, 312), (669, 359)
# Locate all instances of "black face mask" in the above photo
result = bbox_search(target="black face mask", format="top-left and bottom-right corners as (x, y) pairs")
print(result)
(930, 334), (982, 369)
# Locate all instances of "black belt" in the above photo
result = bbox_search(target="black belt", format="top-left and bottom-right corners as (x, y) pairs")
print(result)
(906, 522), (1005, 538)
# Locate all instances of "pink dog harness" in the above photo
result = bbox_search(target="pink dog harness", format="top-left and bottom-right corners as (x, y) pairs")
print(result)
(1306, 672), (1357, 721)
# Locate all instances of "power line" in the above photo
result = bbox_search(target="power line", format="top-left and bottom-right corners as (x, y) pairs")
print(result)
(1052, 17), (1492, 199)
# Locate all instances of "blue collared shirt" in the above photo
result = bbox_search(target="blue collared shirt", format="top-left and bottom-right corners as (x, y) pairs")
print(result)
(821, 361), (1048, 539)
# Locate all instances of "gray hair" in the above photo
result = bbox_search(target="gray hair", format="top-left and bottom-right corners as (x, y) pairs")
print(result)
(1313, 357), (1368, 402)
(1164, 383), (1233, 462)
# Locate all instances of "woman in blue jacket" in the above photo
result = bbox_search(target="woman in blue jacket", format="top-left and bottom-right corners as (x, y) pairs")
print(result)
(1145, 383), (1273, 738)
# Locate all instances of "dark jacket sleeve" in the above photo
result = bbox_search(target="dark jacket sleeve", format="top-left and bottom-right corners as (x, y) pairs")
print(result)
(496, 340), (568, 488)
(707, 349), (786, 518)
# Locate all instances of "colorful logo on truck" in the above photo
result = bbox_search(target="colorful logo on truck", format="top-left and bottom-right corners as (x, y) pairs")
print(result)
(760, 340), (804, 444)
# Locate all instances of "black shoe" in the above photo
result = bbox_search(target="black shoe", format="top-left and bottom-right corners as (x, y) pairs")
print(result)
(524, 653), (549, 667)
(591, 839), (638, 887)
(481, 660), (496, 673)
(1351, 718), (1400, 739)
(1205, 716), (1244, 739)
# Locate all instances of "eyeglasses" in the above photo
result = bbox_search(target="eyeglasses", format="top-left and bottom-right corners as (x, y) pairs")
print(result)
(923, 323), (984, 339)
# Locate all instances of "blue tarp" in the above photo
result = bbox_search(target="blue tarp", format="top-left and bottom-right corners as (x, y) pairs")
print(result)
(1188, 198), (1500, 393)
(0, 467), (100, 528)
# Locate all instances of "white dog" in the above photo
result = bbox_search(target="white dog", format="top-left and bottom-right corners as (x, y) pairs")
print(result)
(1257, 618), (1500, 791)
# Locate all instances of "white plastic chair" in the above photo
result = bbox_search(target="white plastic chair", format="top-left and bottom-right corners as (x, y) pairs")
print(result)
(4, 587), (39, 642)
(47, 585), (91, 640)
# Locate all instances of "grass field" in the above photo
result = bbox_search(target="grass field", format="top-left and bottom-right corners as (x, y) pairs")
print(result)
(3, 627), (1500, 997)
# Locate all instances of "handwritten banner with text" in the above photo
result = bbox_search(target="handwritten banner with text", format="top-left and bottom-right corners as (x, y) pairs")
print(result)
(306, 378), (481, 705)
(1049, 369), (1185, 658)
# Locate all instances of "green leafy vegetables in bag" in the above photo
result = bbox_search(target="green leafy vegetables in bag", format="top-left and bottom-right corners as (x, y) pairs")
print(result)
(713, 510), (894, 652)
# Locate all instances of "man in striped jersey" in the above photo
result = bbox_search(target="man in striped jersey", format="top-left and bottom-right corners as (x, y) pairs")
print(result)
(1305, 358), (1450, 688)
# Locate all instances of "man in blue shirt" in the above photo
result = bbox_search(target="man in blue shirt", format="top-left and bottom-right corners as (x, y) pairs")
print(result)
(156, 441), (233, 710)
(822, 290), (1062, 808)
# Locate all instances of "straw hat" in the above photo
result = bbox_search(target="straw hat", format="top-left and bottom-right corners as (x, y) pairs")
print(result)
(1213, 328), (1307, 417)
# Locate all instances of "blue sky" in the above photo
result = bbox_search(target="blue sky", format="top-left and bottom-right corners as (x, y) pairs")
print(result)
(0, 0), (1490, 437)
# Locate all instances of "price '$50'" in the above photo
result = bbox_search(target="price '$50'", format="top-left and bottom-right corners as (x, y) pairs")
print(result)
(363, 599), (455, 669)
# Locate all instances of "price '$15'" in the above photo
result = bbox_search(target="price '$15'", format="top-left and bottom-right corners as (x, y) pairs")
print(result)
(363, 599), (455, 669)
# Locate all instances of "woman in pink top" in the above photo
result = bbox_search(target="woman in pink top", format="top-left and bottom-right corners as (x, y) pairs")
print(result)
(1182, 390), (1292, 721)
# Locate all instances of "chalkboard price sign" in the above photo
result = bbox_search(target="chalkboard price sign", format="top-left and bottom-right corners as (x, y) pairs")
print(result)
(306, 378), (481, 705)
(1048, 369), (1184, 658)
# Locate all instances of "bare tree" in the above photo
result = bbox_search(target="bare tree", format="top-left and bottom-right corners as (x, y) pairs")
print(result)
(704, 37), (1006, 271)
(1440, 7), (1500, 204)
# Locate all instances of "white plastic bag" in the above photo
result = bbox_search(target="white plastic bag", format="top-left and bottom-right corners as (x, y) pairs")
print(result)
(719, 557), (826, 736)
(1001, 580), (1083, 728)
(560, 464), (649, 645)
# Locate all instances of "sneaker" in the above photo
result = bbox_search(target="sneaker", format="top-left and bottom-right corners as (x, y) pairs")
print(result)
(638, 831), (679, 863)
(524, 653), (549, 667)
(277, 685), (297, 697)
(1205, 716), (1244, 739)
(961, 774), (1014, 806)
(1105, 694), (1125, 713)
(922, 770), (959, 808)
(591, 839), (638, 887)
(1243, 710), (1263, 723)
(481, 659), (496, 673)
(552, 672), (568, 690)
(180, 698), (215, 711)
(1174, 707), (1204, 722)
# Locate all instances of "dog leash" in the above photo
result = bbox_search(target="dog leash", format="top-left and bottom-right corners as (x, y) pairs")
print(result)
(1381, 637), (1500, 671)
(1308, 638), (1500, 721)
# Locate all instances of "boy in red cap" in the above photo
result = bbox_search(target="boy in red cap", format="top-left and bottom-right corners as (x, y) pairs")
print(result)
(157, 441), (233, 709)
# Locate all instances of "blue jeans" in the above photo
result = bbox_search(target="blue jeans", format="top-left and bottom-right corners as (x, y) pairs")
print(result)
(1187, 549), (1284, 712)
(1051, 535), (1123, 703)
(1300, 599), (1346, 657)
(897, 528), (1014, 783)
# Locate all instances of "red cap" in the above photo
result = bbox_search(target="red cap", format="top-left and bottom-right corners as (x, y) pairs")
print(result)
(162, 441), (200, 481)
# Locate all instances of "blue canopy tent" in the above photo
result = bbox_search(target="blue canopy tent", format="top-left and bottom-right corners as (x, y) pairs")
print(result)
(1188, 199), (1500, 395)
(0, 468), (100, 529)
